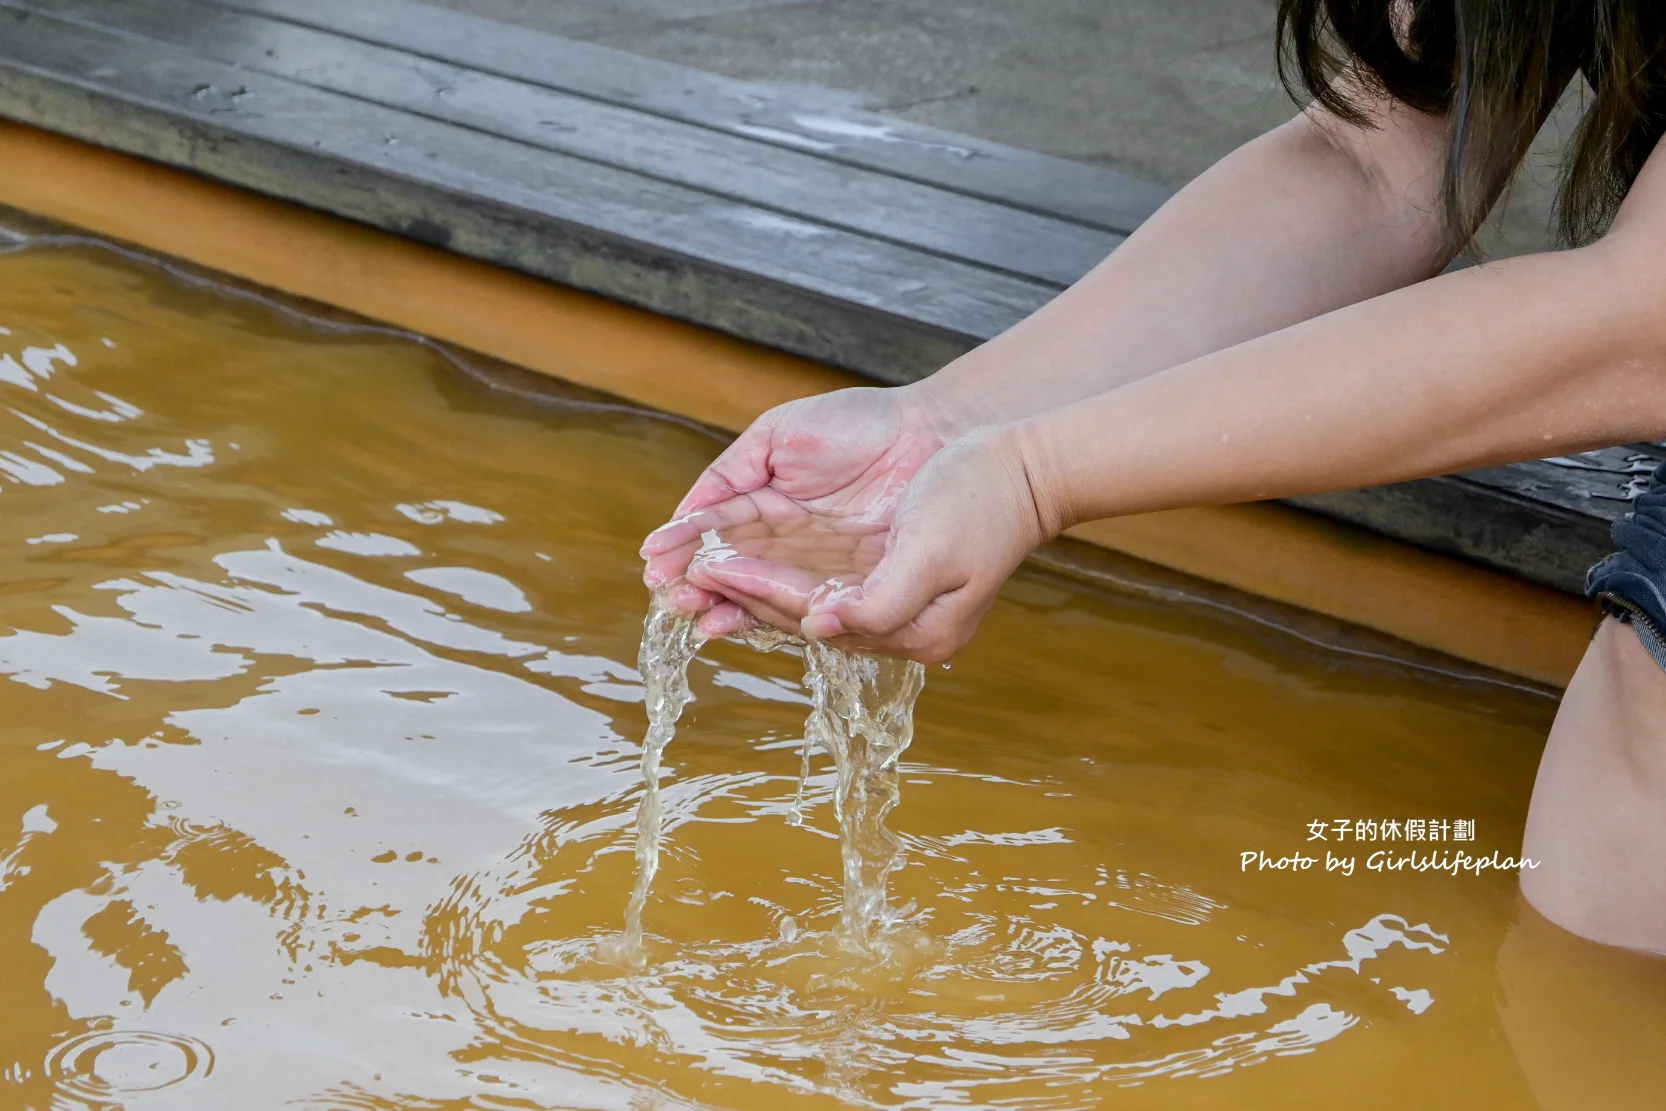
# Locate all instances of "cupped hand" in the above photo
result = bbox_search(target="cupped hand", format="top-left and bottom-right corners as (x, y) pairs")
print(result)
(683, 425), (1055, 663)
(639, 385), (966, 637)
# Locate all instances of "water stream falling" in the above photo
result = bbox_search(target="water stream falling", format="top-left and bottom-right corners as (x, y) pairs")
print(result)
(600, 597), (707, 970)
(607, 593), (926, 968)
(799, 639), (927, 951)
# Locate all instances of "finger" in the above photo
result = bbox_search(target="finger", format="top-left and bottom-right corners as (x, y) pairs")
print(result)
(697, 600), (756, 639)
(643, 544), (698, 590)
(687, 555), (838, 623)
(730, 594), (804, 635)
(805, 587), (980, 663)
(643, 519), (775, 587)
(658, 579), (724, 615)
(864, 586), (997, 662)
(802, 534), (961, 642)
(702, 593), (803, 638)
(640, 497), (765, 558)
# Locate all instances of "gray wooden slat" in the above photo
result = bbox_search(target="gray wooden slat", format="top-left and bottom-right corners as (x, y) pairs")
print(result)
(200, 0), (1173, 234)
(1293, 448), (1661, 593)
(1459, 446), (1665, 518)
(27, 0), (1118, 288)
(0, 4), (1056, 380)
(1290, 476), (1615, 593)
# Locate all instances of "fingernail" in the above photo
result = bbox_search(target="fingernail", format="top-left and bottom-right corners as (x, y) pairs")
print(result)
(643, 567), (667, 587)
(641, 520), (682, 549)
(802, 612), (845, 640)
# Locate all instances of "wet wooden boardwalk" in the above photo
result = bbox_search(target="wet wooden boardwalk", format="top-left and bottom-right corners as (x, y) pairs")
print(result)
(0, 0), (1648, 592)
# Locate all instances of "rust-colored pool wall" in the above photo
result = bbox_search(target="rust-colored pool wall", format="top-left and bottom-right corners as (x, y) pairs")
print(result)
(0, 120), (1595, 686)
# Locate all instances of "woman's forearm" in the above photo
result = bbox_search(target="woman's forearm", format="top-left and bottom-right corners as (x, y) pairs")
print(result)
(1016, 238), (1666, 532)
(914, 104), (1456, 426)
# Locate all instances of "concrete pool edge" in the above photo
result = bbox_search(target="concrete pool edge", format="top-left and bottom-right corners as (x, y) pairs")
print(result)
(0, 121), (1596, 687)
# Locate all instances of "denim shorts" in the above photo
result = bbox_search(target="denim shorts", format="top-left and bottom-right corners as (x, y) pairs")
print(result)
(1587, 458), (1666, 669)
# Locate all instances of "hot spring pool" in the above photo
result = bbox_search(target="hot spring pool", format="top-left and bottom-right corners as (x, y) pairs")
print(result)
(0, 237), (1661, 1110)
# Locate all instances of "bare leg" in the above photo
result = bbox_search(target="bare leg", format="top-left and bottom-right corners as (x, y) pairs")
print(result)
(1521, 618), (1666, 953)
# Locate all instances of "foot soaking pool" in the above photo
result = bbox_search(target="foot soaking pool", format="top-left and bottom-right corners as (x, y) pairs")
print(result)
(0, 235), (1662, 1110)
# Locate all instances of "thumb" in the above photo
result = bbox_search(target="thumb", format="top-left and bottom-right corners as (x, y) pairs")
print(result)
(801, 528), (961, 642)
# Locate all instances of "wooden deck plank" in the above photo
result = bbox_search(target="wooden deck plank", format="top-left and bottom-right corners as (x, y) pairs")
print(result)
(0, 3), (1056, 379)
(34, 0), (1120, 288)
(1289, 479), (1613, 593)
(1461, 446), (1664, 519)
(1291, 446), (1661, 587)
(199, 0), (1173, 235)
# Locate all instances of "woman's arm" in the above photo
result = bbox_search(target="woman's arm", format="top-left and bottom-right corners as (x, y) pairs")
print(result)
(1017, 184), (1666, 535)
(646, 92), (1466, 630)
(771, 142), (1666, 660)
(918, 96), (1457, 424)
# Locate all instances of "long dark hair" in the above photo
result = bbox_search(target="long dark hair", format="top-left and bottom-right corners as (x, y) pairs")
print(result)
(1277, 1), (1666, 250)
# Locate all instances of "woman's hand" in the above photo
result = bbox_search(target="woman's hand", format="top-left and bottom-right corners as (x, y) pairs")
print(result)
(639, 384), (970, 637)
(684, 426), (1054, 663)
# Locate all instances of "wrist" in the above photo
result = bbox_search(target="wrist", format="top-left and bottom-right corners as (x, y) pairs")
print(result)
(1005, 419), (1076, 541)
(901, 363), (1007, 438)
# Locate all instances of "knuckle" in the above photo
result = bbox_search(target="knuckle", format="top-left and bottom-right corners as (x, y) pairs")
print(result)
(924, 631), (963, 665)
